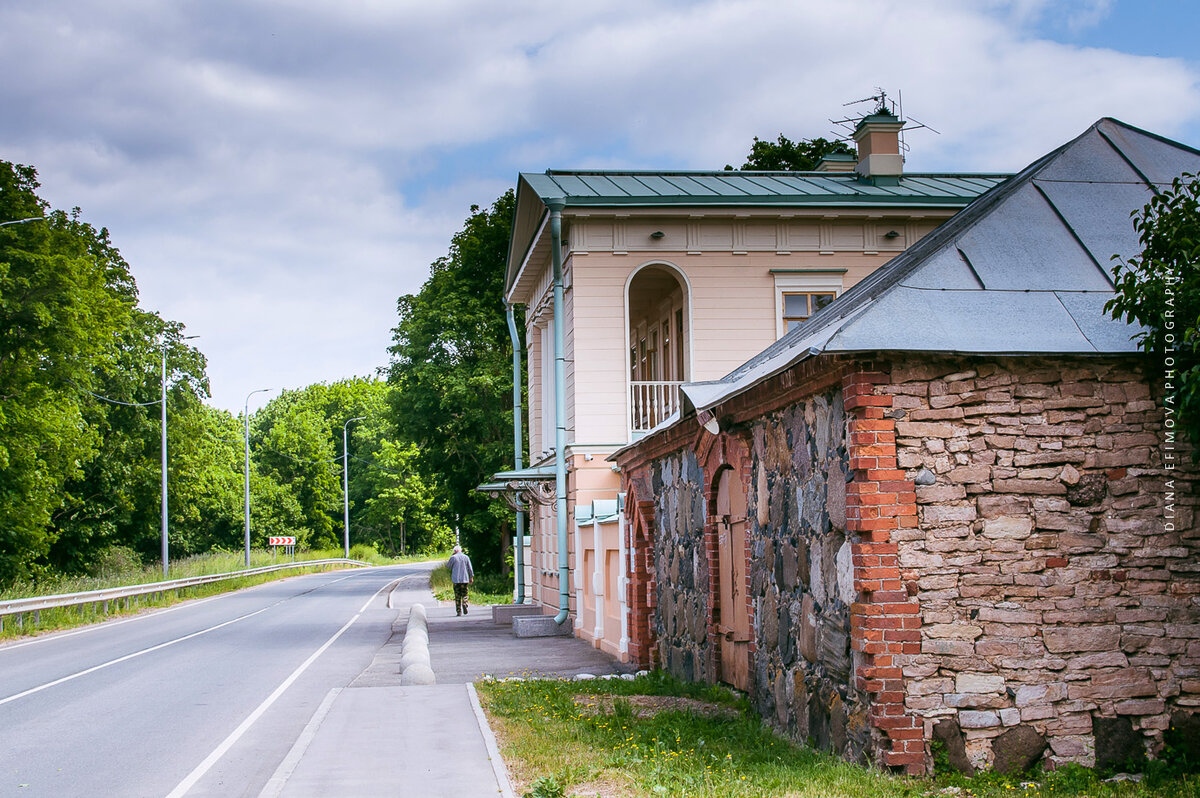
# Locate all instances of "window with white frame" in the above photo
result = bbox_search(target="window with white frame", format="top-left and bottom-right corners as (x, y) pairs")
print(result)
(772, 270), (845, 338)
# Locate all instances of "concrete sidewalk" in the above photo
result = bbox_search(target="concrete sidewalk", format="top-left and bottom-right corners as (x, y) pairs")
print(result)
(263, 568), (631, 797)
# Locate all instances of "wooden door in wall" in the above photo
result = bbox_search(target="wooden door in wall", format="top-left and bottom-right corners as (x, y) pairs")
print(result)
(716, 469), (751, 691)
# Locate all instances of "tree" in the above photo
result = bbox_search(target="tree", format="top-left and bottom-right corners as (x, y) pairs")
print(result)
(247, 377), (429, 553)
(252, 391), (342, 549)
(725, 134), (854, 171)
(1106, 173), (1200, 457)
(49, 308), (213, 571)
(387, 191), (519, 571)
(0, 162), (138, 583)
(355, 437), (450, 556)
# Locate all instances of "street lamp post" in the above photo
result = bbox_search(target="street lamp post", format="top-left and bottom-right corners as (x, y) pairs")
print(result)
(244, 388), (273, 567)
(342, 416), (366, 559)
(161, 349), (168, 578)
(161, 335), (199, 579)
(0, 216), (45, 227)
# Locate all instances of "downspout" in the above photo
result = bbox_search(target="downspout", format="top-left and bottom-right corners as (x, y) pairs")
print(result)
(548, 198), (570, 626)
(506, 303), (526, 604)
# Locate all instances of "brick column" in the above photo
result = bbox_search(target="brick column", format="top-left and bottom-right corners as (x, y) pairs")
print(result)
(626, 500), (658, 668)
(843, 366), (924, 774)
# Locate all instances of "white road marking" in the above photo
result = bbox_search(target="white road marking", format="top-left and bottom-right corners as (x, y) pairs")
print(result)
(0, 569), (360, 653)
(165, 581), (392, 798)
(0, 593), (227, 653)
(0, 605), (275, 707)
(0, 573), (362, 702)
(256, 688), (342, 798)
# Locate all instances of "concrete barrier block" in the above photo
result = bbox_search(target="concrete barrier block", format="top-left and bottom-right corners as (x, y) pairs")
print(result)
(492, 603), (544, 625)
(513, 614), (573, 638)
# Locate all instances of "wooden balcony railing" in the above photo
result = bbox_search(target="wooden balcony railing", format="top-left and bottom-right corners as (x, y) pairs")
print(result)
(629, 381), (683, 434)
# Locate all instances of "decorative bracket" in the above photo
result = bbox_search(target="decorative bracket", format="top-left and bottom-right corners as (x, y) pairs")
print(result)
(478, 477), (557, 511)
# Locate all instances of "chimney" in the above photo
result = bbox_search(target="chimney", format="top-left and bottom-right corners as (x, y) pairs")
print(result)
(814, 152), (856, 173)
(853, 110), (905, 183)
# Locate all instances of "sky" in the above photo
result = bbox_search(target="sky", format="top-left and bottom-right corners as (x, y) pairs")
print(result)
(1, 0), (1198, 414)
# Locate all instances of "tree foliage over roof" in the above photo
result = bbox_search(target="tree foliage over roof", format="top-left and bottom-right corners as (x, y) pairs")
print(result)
(725, 134), (854, 171)
(1106, 173), (1200, 458)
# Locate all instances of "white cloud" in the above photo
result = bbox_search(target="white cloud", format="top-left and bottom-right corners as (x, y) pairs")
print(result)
(1, 0), (1197, 412)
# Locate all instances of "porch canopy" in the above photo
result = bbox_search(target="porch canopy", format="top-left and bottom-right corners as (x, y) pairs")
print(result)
(477, 464), (557, 512)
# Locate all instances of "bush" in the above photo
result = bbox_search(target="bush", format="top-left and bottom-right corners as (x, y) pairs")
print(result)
(348, 543), (380, 563)
(87, 546), (144, 579)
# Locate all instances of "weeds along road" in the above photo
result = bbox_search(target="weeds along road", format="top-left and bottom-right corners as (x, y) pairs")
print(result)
(0, 563), (422, 798)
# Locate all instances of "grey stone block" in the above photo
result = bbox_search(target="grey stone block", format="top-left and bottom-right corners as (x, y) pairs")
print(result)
(492, 603), (544, 625)
(513, 614), (573, 638)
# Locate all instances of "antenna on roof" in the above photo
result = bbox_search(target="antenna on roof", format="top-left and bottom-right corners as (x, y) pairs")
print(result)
(828, 88), (939, 157)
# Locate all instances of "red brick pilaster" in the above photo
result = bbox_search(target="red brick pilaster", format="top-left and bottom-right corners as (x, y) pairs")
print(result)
(843, 366), (925, 774)
(625, 498), (658, 668)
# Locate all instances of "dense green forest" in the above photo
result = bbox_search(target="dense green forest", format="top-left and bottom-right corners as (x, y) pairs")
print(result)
(0, 160), (517, 588)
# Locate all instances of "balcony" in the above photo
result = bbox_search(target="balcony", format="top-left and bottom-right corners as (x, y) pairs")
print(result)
(629, 381), (683, 435)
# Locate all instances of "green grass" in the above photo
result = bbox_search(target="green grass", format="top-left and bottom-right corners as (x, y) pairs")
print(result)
(930, 763), (1200, 798)
(429, 564), (514, 606)
(0, 545), (442, 640)
(477, 672), (919, 798)
(476, 674), (1200, 798)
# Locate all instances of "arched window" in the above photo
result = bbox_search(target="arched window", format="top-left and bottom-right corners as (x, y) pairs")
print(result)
(627, 263), (689, 435)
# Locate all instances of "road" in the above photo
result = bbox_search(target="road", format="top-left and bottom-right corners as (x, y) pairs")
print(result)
(0, 563), (421, 798)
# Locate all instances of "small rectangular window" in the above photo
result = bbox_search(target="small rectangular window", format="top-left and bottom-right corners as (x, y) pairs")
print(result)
(783, 292), (836, 332)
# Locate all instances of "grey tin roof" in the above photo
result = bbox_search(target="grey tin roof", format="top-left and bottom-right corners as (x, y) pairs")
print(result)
(682, 118), (1200, 415)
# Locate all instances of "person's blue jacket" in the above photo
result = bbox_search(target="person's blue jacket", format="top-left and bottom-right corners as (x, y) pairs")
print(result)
(448, 551), (474, 584)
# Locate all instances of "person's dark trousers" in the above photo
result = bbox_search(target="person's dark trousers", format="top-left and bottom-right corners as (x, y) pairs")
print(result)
(453, 582), (470, 615)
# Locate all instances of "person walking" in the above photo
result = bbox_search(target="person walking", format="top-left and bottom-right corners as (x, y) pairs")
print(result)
(448, 545), (474, 616)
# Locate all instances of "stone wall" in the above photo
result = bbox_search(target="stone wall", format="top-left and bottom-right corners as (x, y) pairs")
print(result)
(651, 448), (713, 683)
(745, 386), (872, 760)
(883, 355), (1199, 772)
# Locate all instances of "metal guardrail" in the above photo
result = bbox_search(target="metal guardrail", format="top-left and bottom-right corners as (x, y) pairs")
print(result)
(0, 559), (369, 624)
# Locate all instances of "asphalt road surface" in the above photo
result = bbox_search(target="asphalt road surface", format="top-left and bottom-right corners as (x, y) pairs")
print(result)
(0, 563), (418, 798)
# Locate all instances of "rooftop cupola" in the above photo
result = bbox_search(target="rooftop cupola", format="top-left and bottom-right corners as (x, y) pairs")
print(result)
(853, 109), (905, 184)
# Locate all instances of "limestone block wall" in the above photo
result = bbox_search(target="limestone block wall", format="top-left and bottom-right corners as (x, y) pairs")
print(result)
(744, 387), (872, 760)
(882, 355), (1199, 772)
(651, 448), (713, 683)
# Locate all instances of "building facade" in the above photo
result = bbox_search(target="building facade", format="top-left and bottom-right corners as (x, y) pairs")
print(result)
(495, 112), (1007, 657)
(611, 119), (1200, 773)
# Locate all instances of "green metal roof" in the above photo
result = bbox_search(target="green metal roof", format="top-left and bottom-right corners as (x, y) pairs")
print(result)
(506, 167), (1013, 298)
(519, 169), (1010, 208)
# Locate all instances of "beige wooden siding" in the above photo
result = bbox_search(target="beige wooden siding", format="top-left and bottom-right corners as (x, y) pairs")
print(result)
(571, 259), (634, 444)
